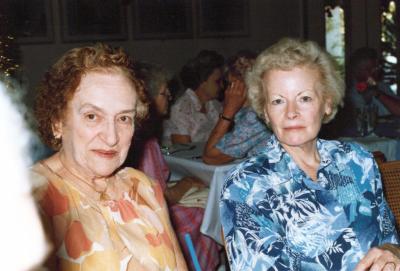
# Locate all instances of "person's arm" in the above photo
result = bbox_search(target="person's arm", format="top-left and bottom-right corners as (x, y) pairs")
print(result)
(203, 80), (246, 165)
(367, 78), (400, 117)
(171, 134), (191, 144)
(354, 157), (400, 270)
(375, 90), (400, 117)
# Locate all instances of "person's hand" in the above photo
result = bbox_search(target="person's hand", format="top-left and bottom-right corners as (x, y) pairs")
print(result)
(180, 176), (207, 189)
(354, 245), (400, 271)
(222, 80), (246, 117)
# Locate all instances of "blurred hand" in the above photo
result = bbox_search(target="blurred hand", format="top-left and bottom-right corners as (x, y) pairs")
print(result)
(222, 80), (247, 117)
(354, 245), (400, 271)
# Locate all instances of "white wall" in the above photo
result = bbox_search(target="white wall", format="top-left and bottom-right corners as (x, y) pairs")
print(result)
(19, 0), (306, 106)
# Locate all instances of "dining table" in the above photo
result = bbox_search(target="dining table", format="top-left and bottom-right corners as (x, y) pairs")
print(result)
(162, 142), (239, 245)
(163, 132), (400, 245)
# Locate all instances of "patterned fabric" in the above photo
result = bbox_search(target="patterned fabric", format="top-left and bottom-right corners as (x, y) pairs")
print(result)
(138, 137), (221, 271)
(216, 107), (271, 158)
(220, 135), (399, 271)
(31, 162), (187, 271)
(164, 88), (222, 143)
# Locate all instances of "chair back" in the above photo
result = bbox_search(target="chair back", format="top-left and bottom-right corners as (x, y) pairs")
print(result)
(378, 160), (400, 231)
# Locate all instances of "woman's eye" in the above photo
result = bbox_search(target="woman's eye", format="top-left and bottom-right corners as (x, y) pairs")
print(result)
(300, 96), (312, 102)
(271, 98), (283, 105)
(85, 113), (97, 121)
(119, 115), (132, 123)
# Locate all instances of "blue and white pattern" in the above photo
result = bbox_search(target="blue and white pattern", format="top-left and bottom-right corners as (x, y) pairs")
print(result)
(216, 107), (271, 159)
(220, 135), (399, 271)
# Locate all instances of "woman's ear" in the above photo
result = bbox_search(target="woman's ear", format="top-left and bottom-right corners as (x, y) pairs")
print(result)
(52, 120), (62, 139)
(324, 97), (333, 116)
(263, 106), (270, 124)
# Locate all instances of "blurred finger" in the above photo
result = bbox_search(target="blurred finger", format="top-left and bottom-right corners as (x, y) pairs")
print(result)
(383, 262), (396, 271)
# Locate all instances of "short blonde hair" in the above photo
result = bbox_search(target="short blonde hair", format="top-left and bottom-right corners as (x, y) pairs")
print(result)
(246, 38), (344, 123)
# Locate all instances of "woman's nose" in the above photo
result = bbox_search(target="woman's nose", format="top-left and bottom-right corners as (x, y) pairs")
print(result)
(286, 102), (299, 119)
(101, 121), (119, 146)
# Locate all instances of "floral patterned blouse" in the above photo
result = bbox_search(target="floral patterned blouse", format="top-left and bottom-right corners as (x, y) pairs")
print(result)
(216, 107), (271, 159)
(220, 135), (399, 271)
(31, 159), (187, 271)
(163, 88), (222, 143)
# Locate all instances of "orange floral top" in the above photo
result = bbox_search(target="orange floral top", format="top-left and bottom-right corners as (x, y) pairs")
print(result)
(30, 161), (187, 271)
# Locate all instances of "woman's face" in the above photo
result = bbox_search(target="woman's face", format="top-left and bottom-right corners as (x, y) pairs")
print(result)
(202, 68), (223, 100)
(54, 71), (137, 178)
(154, 83), (171, 116)
(262, 66), (332, 150)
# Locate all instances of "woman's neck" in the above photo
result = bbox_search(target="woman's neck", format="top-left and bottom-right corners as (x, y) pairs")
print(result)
(194, 87), (210, 111)
(283, 141), (321, 181)
(56, 151), (108, 198)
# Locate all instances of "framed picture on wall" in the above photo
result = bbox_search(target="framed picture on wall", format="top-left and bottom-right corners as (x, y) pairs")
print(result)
(3, 0), (54, 44)
(132, 0), (193, 39)
(60, 0), (128, 42)
(197, 0), (249, 38)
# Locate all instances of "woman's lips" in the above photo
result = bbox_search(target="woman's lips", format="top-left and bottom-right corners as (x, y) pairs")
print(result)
(92, 149), (118, 158)
(284, 126), (304, 130)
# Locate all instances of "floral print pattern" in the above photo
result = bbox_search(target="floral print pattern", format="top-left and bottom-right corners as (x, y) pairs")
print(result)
(216, 107), (271, 158)
(220, 135), (399, 271)
(163, 88), (221, 142)
(31, 163), (187, 271)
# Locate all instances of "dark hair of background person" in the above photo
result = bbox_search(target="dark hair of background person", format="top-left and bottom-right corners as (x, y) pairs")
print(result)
(350, 47), (378, 72)
(34, 43), (149, 151)
(179, 49), (224, 90)
(225, 49), (258, 80)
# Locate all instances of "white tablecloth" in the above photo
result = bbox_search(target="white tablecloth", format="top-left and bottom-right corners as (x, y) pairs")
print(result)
(163, 143), (238, 245)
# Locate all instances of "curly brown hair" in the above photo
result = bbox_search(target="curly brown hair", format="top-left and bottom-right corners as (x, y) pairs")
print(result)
(34, 43), (149, 150)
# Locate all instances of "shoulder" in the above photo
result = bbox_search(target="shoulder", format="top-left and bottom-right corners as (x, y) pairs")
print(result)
(29, 162), (52, 190)
(222, 152), (273, 194)
(320, 139), (373, 160)
(118, 167), (155, 186)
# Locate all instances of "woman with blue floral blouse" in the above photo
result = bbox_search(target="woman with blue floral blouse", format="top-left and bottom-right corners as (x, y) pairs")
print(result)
(220, 38), (400, 271)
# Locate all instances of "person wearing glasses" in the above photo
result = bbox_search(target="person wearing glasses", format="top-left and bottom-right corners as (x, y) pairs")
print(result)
(348, 47), (400, 117)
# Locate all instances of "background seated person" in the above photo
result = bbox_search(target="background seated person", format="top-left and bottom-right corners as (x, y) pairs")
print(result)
(31, 44), (187, 270)
(203, 51), (272, 165)
(220, 38), (400, 270)
(128, 62), (221, 271)
(164, 50), (224, 144)
(348, 47), (400, 117)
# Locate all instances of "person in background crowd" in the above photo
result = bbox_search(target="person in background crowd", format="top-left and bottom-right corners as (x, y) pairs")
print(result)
(348, 47), (400, 117)
(31, 44), (187, 270)
(0, 80), (48, 270)
(129, 62), (221, 271)
(220, 38), (400, 270)
(164, 50), (224, 144)
(203, 50), (272, 165)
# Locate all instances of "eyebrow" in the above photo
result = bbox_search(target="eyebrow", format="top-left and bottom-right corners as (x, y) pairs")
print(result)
(79, 103), (136, 114)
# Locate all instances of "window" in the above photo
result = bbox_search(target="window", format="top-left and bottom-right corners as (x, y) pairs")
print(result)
(381, 0), (398, 94)
(325, 4), (345, 75)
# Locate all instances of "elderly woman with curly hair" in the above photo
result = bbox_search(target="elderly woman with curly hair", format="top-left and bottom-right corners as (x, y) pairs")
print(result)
(31, 44), (187, 271)
(220, 38), (400, 270)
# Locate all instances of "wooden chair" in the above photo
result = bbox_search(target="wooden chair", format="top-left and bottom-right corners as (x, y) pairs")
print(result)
(378, 160), (400, 231)
(372, 151), (387, 165)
